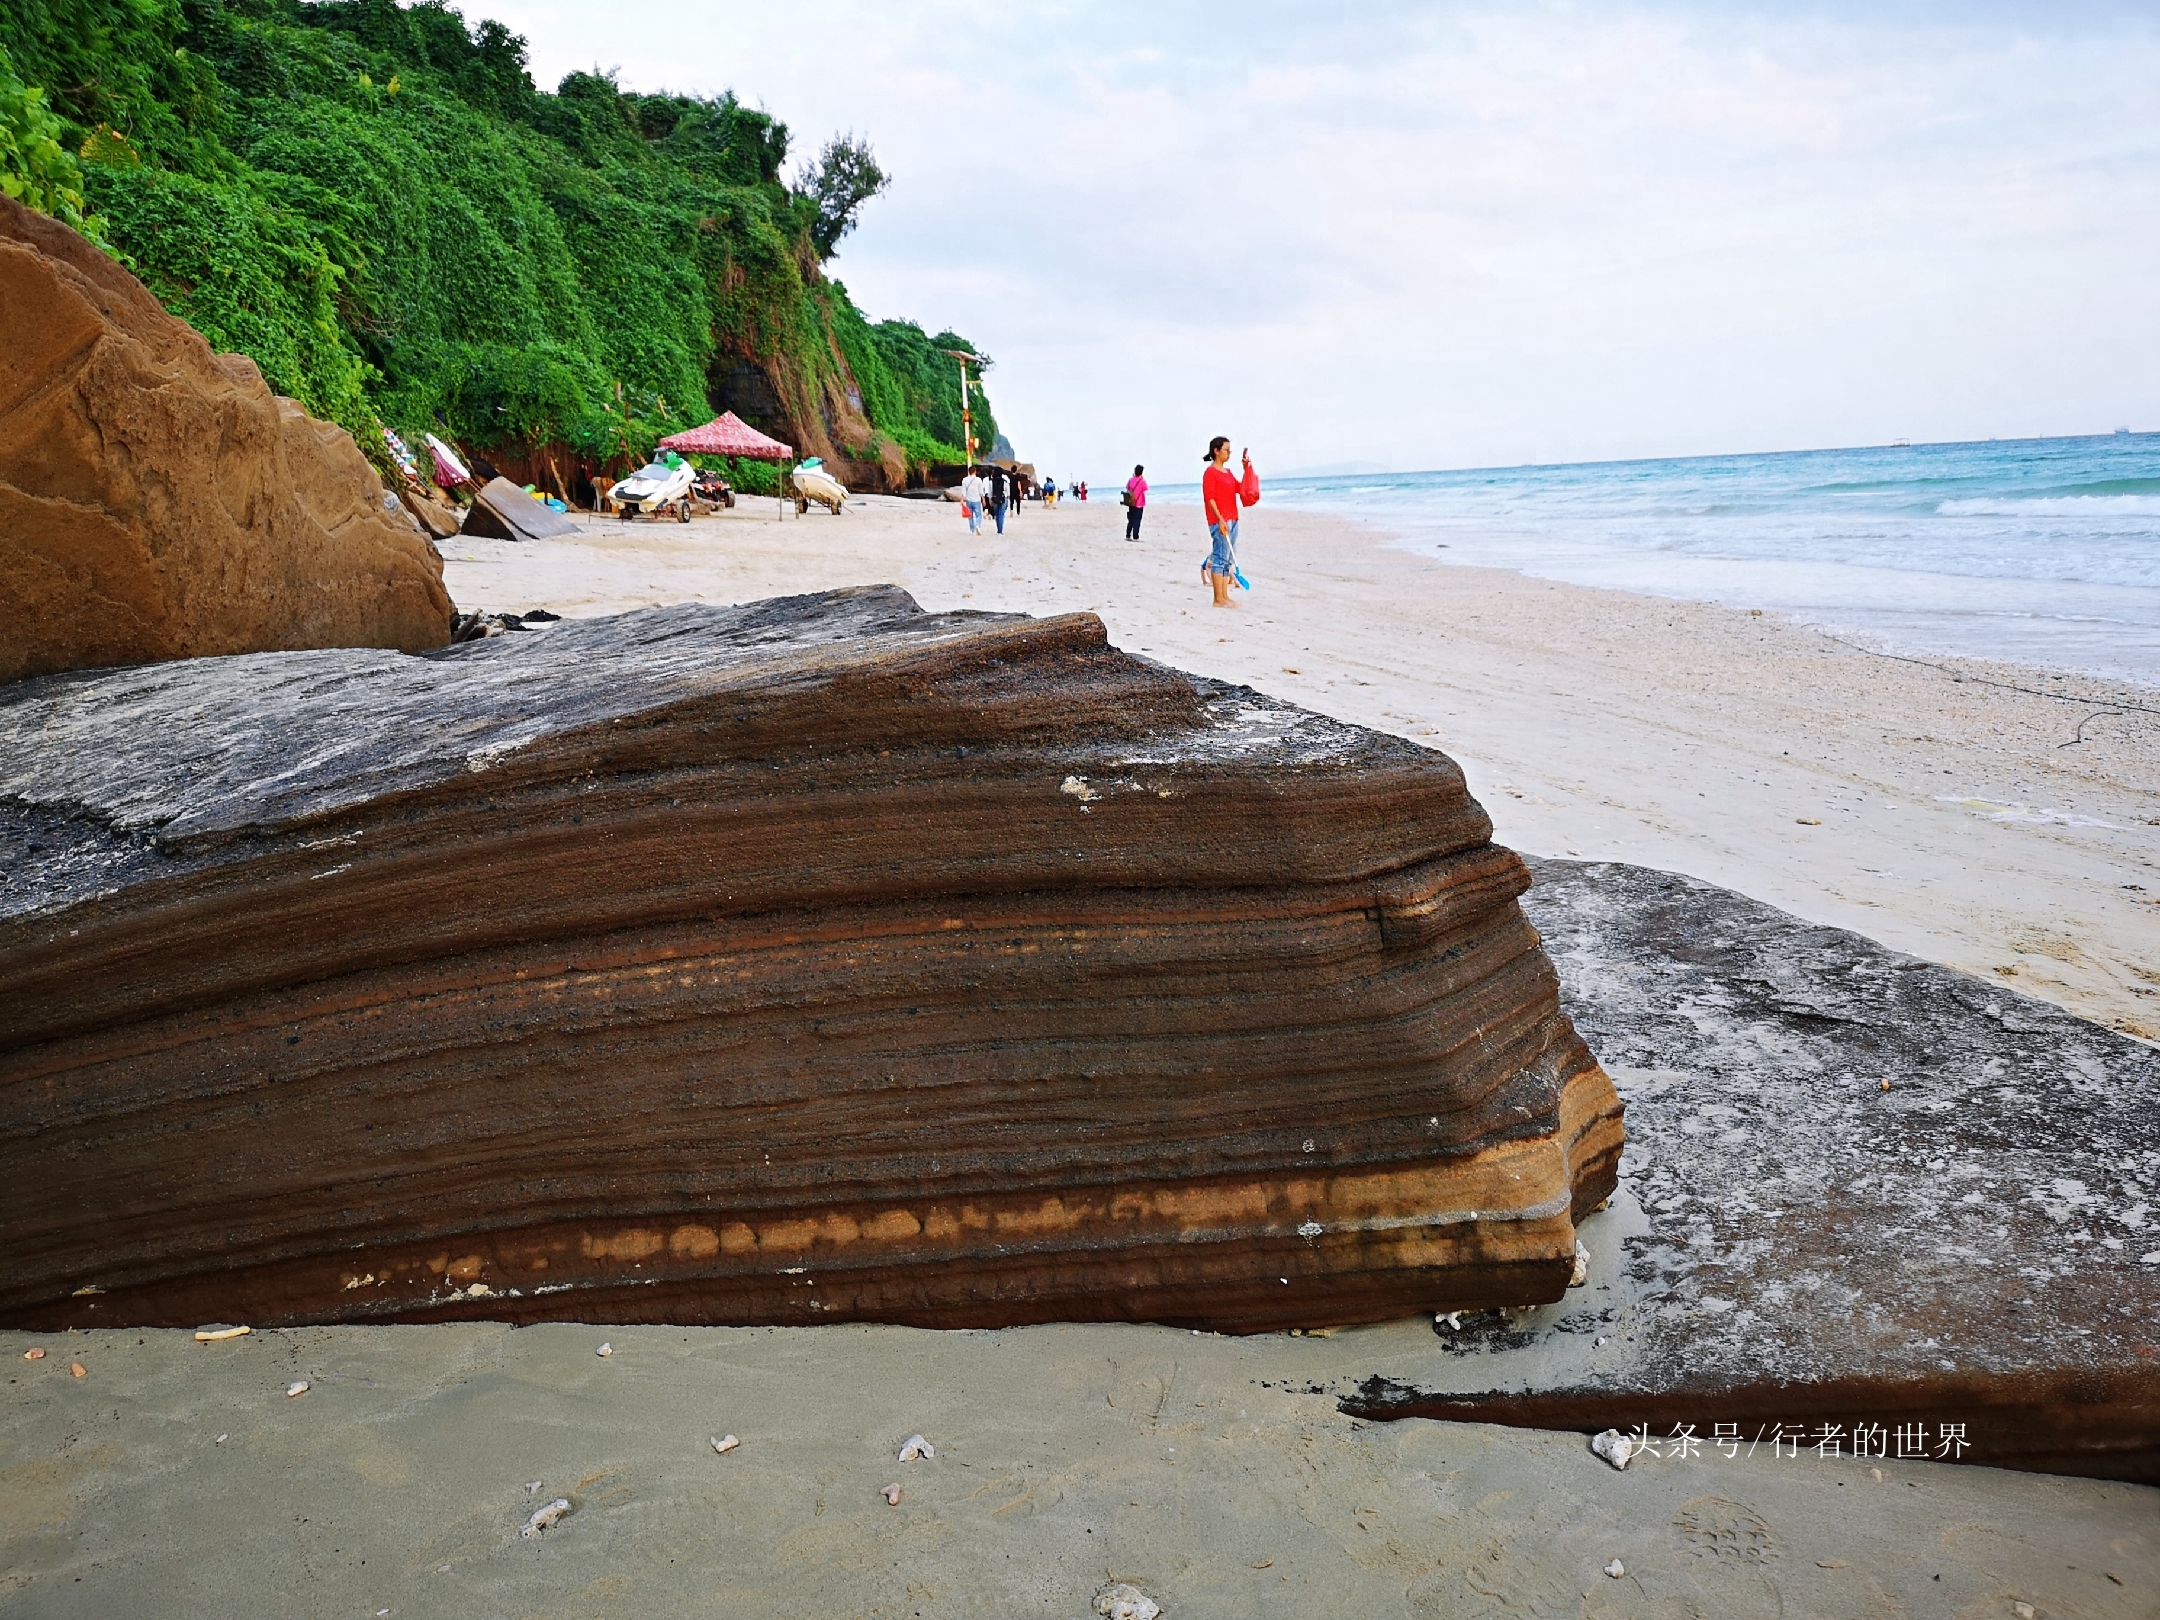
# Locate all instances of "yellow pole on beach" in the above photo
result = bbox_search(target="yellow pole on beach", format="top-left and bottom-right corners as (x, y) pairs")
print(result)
(940, 348), (979, 467)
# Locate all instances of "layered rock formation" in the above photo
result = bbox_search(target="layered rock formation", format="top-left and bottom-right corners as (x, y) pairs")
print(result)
(0, 195), (453, 684)
(0, 588), (1620, 1333)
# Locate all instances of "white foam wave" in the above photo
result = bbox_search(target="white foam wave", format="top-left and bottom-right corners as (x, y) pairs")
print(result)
(1936, 796), (2121, 830)
(1936, 495), (2160, 517)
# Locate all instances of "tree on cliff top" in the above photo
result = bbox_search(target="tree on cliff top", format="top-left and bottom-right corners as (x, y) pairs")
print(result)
(798, 132), (887, 260)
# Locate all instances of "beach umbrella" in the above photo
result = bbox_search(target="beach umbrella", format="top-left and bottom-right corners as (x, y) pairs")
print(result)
(657, 411), (794, 460)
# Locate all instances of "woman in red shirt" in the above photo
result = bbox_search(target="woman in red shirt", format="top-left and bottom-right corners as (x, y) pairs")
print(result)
(1200, 436), (1252, 608)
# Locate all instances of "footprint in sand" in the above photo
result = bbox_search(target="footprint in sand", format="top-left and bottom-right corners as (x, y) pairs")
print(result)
(1670, 1495), (1776, 1564)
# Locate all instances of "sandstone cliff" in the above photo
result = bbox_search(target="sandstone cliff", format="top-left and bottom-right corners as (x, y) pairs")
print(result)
(0, 195), (453, 683)
(0, 589), (1620, 1334)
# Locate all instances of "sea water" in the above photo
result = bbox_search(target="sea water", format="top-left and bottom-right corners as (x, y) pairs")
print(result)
(1210, 435), (2160, 687)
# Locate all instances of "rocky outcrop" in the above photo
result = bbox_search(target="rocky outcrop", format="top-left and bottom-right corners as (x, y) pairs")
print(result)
(709, 350), (907, 494)
(0, 194), (453, 684)
(0, 588), (1619, 1334)
(1336, 859), (2160, 1481)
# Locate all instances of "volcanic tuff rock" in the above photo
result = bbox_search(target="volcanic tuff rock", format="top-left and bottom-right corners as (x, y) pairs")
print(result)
(0, 587), (1620, 1334)
(0, 194), (453, 684)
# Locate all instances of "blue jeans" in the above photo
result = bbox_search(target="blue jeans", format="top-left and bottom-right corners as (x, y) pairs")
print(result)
(1207, 520), (1238, 577)
(992, 500), (1006, 534)
(964, 500), (981, 533)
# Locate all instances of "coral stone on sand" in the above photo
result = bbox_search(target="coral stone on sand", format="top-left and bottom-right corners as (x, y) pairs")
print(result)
(0, 197), (451, 683)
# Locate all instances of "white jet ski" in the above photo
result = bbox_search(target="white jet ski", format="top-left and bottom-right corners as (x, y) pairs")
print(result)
(609, 454), (696, 521)
(790, 457), (848, 514)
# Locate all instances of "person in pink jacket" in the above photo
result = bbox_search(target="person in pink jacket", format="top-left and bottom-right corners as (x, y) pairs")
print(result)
(1123, 464), (1147, 541)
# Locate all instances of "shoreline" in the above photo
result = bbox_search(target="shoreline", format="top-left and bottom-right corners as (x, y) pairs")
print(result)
(443, 493), (2160, 1039)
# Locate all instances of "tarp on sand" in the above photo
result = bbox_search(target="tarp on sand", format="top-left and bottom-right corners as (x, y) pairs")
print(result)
(461, 476), (582, 542)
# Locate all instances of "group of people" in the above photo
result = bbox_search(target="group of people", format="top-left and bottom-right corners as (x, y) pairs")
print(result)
(956, 464), (1017, 534)
(958, 437), (1257, 610)
(955, 466), (1104, 533)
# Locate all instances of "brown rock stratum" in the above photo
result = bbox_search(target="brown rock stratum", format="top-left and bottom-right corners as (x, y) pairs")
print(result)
(0, 194), (452, 683)
(0, 588), (1621, 1333)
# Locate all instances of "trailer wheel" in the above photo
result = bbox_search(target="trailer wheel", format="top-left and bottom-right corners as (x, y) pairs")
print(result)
(678, 499), (691, 523)
(796, 496), (809, 515)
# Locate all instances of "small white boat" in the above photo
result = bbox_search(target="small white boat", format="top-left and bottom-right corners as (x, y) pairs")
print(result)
(609, 455), (696, 521)
(791, 457), (848, 514)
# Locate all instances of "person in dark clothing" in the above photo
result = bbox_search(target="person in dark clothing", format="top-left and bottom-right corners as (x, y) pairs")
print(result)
(989, 465), (1009, 534)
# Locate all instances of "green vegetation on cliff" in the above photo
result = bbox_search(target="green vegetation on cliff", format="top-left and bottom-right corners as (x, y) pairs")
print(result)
(0, 0), (999, 481)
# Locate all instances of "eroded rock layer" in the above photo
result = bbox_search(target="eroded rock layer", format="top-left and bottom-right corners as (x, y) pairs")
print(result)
(0, 588), (1620, 1332)
(0, 195), (452, 684)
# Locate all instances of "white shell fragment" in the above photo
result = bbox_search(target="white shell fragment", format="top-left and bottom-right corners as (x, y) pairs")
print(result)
(525, 1480), (544, 1494)
(1094, 1581), (1163, 1620)
(1604, 1558), (1626, 1578)
(1569, 1241), (1590, 1288)
(194, 1325), (251, 1342)
(285, 1380), (310, 1398)
(711, 1434), (740, 1454)
(1590, 1429), (1635, 1470)
(881, 1481), (903, 1505)
(595, 1342), (613, 1357)
(897, 1433), (935, 1462)
(521, 1497), (572, 1538)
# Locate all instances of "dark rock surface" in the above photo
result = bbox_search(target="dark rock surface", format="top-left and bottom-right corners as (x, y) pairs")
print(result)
(0, 589), (1619, 1337)
(1339, 859), (2160, 1481)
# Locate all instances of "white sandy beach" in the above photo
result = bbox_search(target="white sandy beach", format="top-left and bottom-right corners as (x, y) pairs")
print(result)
(443, 492), (2158, 1040)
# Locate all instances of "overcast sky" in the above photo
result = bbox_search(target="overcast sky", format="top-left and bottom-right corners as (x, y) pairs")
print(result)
(485, 0), (2160, 482)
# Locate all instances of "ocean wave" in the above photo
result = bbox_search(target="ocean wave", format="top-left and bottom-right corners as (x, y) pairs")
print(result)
(1936, 494), (2160, 517)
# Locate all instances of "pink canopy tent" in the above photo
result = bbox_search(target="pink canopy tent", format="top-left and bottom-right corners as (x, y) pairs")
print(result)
(657, 411), (794, 460)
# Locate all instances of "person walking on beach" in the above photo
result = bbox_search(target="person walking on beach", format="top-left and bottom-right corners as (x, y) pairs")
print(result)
(959, 467), (986, 533)
(1201, 436), (1255, 608)
(989, 464), (1010, 534)
(1123, 464), (1147, 541)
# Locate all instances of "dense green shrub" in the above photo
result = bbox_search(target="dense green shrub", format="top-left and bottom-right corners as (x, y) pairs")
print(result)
(0, 42), (111, 244)
(0, 0), (997, 473)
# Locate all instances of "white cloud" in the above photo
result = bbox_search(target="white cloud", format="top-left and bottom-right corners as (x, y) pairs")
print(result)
(481, 1), (2160, 482)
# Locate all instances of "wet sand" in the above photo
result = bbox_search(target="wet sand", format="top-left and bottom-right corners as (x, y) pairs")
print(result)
(6, 1319), (2155, 1616)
